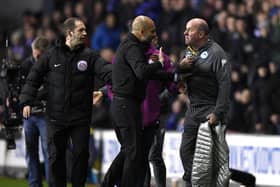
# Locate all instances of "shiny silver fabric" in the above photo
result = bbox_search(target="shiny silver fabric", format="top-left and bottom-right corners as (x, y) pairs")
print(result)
(192, 122), (231, 187)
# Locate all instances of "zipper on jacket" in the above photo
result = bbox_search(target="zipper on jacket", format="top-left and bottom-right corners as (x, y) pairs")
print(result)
(64, 51), (75, 112)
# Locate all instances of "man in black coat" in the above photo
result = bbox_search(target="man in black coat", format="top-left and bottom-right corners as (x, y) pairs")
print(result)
(102, 15), (174, 187)
(20, 17), (112, 187)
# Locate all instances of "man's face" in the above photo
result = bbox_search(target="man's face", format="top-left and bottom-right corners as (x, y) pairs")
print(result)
(151, 35), (159, 47)
(69, 20), (87, 47)
(184, 21), (200, 46)
(142, 22), (157, 44)
(32, 48), (41, 62)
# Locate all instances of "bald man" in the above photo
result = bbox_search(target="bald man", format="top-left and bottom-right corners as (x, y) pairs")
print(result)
(102, 16), (175, 187)
(178, 18), (231, 186)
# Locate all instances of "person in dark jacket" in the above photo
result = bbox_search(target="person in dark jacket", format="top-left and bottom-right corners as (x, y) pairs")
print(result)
(178, 18), (231, 187)
(102, 15), (175, 187)
(20, 17), (112, 187)
(103, 36), (175, 187)
(21, 36), (50, 187)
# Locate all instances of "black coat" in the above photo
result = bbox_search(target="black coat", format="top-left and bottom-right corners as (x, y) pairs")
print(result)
(20, 56), (47, 113)
(112, 33), (172, 101)
(20, 43), (112, 125)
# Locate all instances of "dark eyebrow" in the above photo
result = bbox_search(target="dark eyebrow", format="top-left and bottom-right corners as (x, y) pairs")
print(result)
(78, 27), (86, 31)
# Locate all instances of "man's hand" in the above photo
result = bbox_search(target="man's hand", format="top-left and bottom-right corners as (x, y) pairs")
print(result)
(93, 91), (103, 106)
(206, 113), (218, 125)
(270, 114), (279, 125)
(179, 56), (196, 69)
(150, 54), (159, 62)
(158, 47), (164, 67)
(177, 81), (187, 94)
(23, 105), (31, 119)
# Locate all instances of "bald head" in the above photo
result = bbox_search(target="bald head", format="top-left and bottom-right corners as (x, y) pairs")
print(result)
(188, 18), (209, 35)
(131, 16), (156, 43)
(184, 18), (209, 49)
(132, 16), (154, 32)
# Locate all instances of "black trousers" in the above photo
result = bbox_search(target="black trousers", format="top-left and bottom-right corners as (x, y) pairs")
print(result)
(47, 123), (90, 187)
(179, 118), (200, 187)
(144, 123), (166, 187)
(102, 96), (143, 187)
(138, 125), (157, 187)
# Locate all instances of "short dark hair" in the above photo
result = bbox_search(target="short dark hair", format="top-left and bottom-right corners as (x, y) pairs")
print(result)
(32, 36), (49, 52)
(62, 17), (82, 36)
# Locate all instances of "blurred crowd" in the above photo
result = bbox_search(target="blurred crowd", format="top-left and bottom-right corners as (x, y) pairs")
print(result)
(1, 0), (280, 135)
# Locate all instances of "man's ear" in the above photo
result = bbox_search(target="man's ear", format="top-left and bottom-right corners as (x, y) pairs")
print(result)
(199, 31), (204, 38)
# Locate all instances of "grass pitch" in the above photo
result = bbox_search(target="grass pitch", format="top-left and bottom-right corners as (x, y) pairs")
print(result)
(0, 177), (99, 187)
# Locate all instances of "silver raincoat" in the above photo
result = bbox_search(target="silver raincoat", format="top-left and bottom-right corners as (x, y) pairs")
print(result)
(192, 122), (231, 187)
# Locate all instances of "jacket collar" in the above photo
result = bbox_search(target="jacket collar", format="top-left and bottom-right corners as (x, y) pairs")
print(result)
(56, 35), (85, 52)
(60, 43), (85, 52)
(199, 39), (212, 52)
(127, 33), (150, 51)
(127, 33), (141, 43)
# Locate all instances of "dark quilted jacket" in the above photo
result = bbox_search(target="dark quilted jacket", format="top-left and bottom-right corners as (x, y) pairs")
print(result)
(20, 44), (111, 125)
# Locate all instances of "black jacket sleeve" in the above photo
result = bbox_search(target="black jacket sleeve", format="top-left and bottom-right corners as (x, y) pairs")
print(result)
(150, 69), (174, 81)
(93, 54), (112, 85)
(20, 52), (50, 106)
(125, 45), (162, 80)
